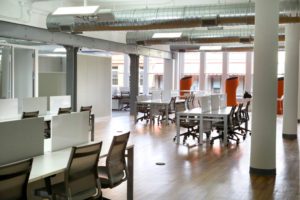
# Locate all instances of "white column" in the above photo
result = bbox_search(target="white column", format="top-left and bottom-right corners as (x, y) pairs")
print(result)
(178, 52), (185, 79)
(143, 56), (149, 94)
(199, 52), (206, 91)
(222, 52), (228, 93)
(123, 54), (130, 88)
(163, 59), (174, 91)
(282, 24), (300, 139)
(250, 0), (279, 175)
(173, 52), (180, 90)
(245, 52), (253, 93)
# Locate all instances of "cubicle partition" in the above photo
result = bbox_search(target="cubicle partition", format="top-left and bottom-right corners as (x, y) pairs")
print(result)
(0, 117), (44, 165)
(22, 97), (47, 115)
(48, 111), (90, 152)
(0, 99), (18, 120)
(50, 95), (71, 114)
(211, 94), (221, 110)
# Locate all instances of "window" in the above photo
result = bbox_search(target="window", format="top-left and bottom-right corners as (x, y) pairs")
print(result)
(205, 52), (222, 74)
(228, 52), (246, 75)
(112, 66), (118, 85)
(148, 57), (164, 90)
(184, 52), (200, 91)
(111, 54), (125, 87)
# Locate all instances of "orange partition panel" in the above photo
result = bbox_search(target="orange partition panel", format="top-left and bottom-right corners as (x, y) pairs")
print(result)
(180, 76), (192, 97)
(277, 77), (284, 115)
(226, 77), (239, 106)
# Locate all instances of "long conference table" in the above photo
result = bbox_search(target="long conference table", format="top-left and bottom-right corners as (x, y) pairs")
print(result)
(29, 143), (134, 200)
(135, 99), (185, 125)
(176, 107), (233, 145)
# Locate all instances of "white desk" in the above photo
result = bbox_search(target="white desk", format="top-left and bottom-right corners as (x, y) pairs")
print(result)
(135, 99), (185, 125)
(29, 143), (134, 200)
(176, 107), (232, 145)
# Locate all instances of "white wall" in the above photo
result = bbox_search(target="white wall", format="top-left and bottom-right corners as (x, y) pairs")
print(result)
(39, 73), (66, 97)
(77, 54), (112, 119)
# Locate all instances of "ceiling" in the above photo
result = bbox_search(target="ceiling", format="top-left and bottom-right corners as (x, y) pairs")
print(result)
(0, 0), (298, 52)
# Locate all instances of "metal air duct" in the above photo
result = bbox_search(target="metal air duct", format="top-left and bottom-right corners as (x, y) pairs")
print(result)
(46, 1), (300, 32)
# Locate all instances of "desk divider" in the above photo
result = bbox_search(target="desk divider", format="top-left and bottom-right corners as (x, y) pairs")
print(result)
(220, 94), (227, 108)
(50, 111), (89, 152)
(0, 118), (44, 165)
(0, 99), (18, 120)
(211, 94), (221, 111)
(50, 95), (71, 114)
(200, 96), (211, 112)
(22, 97), (47, 115)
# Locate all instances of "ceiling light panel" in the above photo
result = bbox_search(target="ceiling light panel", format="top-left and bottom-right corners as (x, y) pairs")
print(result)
(53, 6), (99, 15)
(152, 32), (182, 39)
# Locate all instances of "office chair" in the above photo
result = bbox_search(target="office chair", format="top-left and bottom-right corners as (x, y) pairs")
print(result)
(98, 132), (130, 190)
(239, 101), (251, 136)
(158, 97), (176, 124)
(80, 105), (93, 124)
(21, 111), (39, 119)
(0, 158), (33, 200)
(35, 142), (103, 200)
(58, 107), (72, 115)
(210, 105), (240, 145)
(136, 95), (150, 123)
(120, 91), (130, 111)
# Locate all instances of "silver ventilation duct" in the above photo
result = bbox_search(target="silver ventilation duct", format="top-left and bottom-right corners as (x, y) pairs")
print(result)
(47, 1), (300, 32)
(126, 27), (286, 45)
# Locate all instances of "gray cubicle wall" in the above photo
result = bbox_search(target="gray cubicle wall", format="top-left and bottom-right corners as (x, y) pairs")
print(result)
(0, 118), (44, 165)
(77, 54), (112, 119)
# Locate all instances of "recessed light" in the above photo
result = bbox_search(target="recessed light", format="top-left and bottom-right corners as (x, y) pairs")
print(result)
(152, 32), (182, 39)
(53, 6), (99, 15)
(199, 46), (222, 51)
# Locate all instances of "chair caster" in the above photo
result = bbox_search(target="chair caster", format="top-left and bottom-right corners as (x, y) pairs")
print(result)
(173, 137), (176, 142)
(243, 135), (246, 140)
(210, 140), (214, 145)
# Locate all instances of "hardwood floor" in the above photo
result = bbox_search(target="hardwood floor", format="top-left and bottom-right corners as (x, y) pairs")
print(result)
(98, 111), (299, 200)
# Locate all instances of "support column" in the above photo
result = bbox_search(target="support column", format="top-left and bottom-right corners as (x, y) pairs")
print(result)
(199, 52), (206, 91)
(164, 59), (174, 91)
(282, 24), (300, 139)
(143, 56), (149, 94)
(129, 54), (139, 115)
(245, 52), (253, 93)
(65, 46), (78, 111)
(124, 54), (130, 88)
(178, 52), (185, 80)
(174, 52), (180, 90)
(222, 52), (228, 93)
(250, 0), (279, 175)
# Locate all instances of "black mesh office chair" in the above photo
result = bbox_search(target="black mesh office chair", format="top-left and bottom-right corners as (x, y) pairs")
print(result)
(21, 111), (39, 119)
(0, 158), (33, 200)
(58, 107), (72, 115)
(35, 142), (103, 199)
(159, 97), (176, 124)
(98, 132), (130, 189)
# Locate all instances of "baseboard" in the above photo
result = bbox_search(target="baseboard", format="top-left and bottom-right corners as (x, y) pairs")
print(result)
(282, 133), (297, 140)
(249, 167), (276, 176)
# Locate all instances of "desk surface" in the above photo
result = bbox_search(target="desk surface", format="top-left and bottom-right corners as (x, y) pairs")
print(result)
(137, 99), (185, 105)
(29, 142), (133, 183)
(177, 107), (232, 116)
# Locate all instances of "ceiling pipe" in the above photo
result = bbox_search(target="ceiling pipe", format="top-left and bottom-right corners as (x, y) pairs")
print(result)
(46, 1), (300, 32)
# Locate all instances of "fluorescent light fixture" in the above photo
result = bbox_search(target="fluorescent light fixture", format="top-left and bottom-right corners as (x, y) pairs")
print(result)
(53, 48), (66, 53)
(152, 32), (182, 39)
(199, 46), (222, 51)
(53, 6), (99, 15)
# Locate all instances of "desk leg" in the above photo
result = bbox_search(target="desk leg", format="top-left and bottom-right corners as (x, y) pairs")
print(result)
(165, 105), (169, 125)
(91, 114), (95, 142)
(199, 116), (203, 145)
(134, 103), (137, 123)
(176, 114), (180, 144)
(127, 146), (134, 200)
(223, 116), (228, 145)
(150, 105), (153, 126)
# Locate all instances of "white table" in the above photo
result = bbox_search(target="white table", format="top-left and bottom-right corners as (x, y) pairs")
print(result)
(29, 143), (134, 200)
(176, 107), (232, 145)
(135, 99), (185, 125)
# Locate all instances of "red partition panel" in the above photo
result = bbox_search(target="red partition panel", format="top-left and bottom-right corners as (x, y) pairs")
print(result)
(180, 76), (192, 97)
(277, 77), (284, 115)
(226, 77), (239, 106)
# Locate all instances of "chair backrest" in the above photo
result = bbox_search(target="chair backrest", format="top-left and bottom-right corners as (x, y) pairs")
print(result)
(169, 97), (176, 111)
(21, 111), (39, 119)
(80, 106), (92, 116)
(187, 94), (195, 110)
(228, 105), (237, 128)
(58, 107), (72, 115)
(0, 158), (33, 200)
(106, 132), (130, 188)
(65, 142), (102, 199)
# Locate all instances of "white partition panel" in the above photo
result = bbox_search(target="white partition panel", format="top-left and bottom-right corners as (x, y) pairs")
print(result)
(220, 94), (227, 108)
(211, 94), (221, 111)
(50, 112), (89, 151)
(200, 96), (211, 112)
(0, 118), (44, 165)
(50, 95), (71, 114)
(151, 91), (161, 100)
(22, 97), (47, 115)
(162, 90), (171, 101)
(0, 99), (18, 120)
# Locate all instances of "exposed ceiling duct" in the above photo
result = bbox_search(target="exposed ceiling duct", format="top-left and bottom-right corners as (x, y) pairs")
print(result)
(126, 27), (286, 45)
(46, 1), (300, 32)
